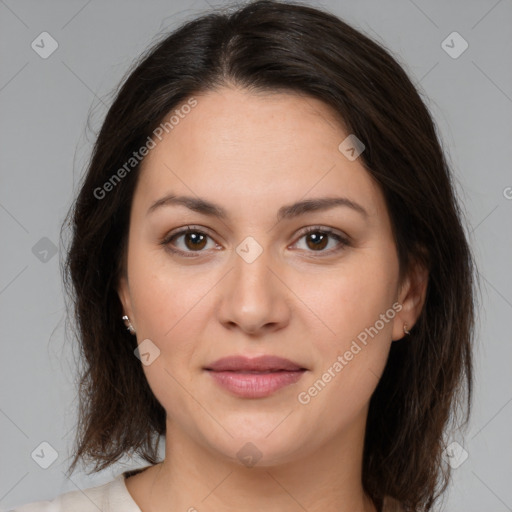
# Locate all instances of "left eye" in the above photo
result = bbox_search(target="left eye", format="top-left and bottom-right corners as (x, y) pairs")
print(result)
(293, 228), (349, 253)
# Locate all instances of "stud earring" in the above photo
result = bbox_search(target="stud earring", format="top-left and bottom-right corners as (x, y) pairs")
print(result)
(122, 315), (136, 335)
(403, 323), (410, 335)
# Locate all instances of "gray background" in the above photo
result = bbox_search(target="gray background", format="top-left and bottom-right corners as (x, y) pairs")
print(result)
(1, 0), (511, 510)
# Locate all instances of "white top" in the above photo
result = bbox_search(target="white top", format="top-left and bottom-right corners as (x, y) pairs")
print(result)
(11, 467), (403, 512)
(10, 468), (145, 512)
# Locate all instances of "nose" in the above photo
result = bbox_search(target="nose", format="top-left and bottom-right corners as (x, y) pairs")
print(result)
(216, 244), (291, 336)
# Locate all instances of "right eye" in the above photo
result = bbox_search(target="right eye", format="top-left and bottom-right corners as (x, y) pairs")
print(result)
(161, 226), (221, 257)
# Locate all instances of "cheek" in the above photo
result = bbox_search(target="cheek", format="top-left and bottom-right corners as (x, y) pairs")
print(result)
(293, 249), (398, 415)
(128, 265), (210, 420)
(295, 306), (394, 438)
(128, 245), (212, 339)
(297, 249), (399, 348)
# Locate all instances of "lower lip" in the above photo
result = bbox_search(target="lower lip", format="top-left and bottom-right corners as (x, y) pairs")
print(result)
(206, 370), (306, 398)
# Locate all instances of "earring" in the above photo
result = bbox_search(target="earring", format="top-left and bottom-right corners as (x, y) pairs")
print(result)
(122, 315), (136, 335)
(403, 323), (410, 335)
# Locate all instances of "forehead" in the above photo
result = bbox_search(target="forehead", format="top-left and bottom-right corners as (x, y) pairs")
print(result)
(134, 87), (385, 220)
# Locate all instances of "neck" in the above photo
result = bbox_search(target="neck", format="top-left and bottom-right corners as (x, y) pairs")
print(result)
(136, 412), (377, 512)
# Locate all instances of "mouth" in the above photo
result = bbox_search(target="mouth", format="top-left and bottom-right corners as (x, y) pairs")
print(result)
(204, 355), (307, 398)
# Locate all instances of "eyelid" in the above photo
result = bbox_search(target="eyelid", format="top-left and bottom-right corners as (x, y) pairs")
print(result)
(163, 224), (216, 241)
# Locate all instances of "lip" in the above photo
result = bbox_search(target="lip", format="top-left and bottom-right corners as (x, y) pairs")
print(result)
(204, 355), (306, 372)
(204, 355), (307, 399)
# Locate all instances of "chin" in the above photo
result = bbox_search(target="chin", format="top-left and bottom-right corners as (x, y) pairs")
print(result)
(199, 426), (311, 469)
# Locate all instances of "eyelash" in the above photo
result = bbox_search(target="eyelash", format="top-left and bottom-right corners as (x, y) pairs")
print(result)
(160, 225), (350, 258)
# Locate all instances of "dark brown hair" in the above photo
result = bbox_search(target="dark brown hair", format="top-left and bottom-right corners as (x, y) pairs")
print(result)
(62, 1), (476, 511)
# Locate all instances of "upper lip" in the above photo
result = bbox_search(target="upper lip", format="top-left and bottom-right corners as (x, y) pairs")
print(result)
(204, 355), (307, 372)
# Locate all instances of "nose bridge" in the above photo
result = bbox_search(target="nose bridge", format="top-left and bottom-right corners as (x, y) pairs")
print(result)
(232, 236), (276, 304)
(235, 234), (269, 277)
(217, 234), (289, 334)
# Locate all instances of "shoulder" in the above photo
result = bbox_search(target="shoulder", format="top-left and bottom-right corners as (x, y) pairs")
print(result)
(10, 479), (115, 512)
(10, 469), (145, 512)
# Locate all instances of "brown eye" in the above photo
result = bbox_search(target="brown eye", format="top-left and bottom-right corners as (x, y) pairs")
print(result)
(305, 231), (329, 251)
(182, 231), (207, 251)
(293, 227), (350, 255)
(162, 226), (218, 256)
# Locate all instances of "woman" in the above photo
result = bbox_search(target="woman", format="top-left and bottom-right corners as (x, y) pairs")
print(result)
(13, 1), (475, 511)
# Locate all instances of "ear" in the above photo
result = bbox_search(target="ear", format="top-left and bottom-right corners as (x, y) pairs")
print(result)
(117, 274), (136, 330)
(392, 258), (429, 341)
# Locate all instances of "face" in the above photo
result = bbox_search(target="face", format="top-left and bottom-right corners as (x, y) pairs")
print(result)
(118, 86), (421, 467)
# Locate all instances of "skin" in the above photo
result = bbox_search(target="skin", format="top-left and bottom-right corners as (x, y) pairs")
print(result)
(117, 86), (428, 512)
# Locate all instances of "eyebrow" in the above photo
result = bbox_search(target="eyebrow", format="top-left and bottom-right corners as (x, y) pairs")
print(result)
(146, 194), (368, 221)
